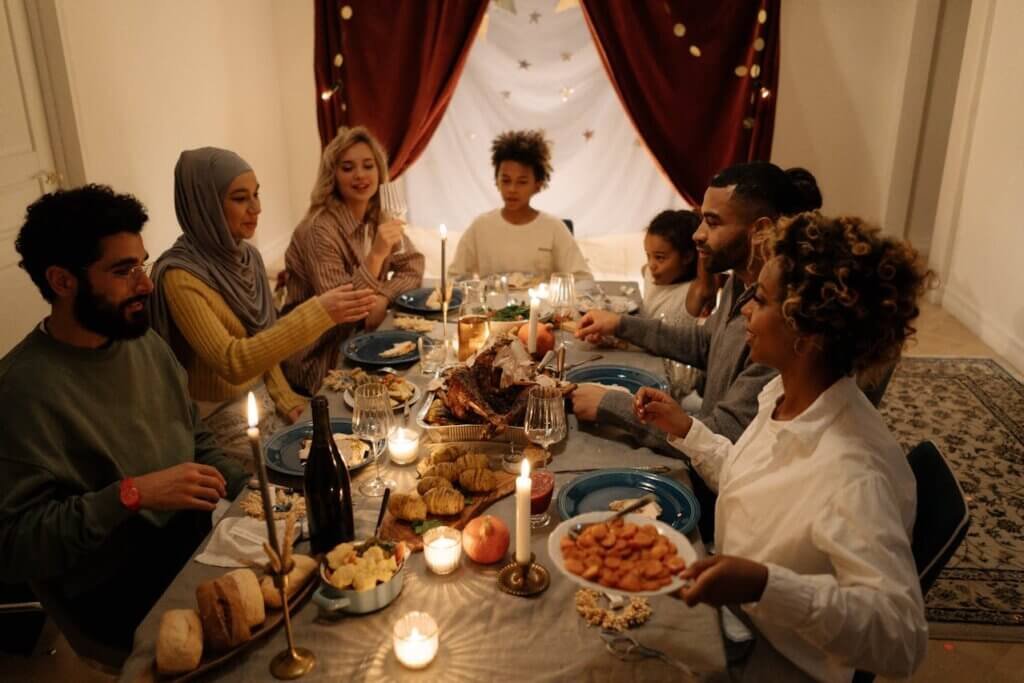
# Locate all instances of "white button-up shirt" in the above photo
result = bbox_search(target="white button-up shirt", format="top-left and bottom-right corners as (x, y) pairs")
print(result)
(670, 376), (927, 682)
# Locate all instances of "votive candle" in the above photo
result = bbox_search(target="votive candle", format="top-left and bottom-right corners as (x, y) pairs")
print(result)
(393, 611), (439, 669)
(422, 526), (462, 575)
(387, 427), (420, 465)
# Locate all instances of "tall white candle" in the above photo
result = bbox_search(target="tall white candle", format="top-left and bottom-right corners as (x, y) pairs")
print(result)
(515, 458), (531, 564)
(527, 297), (539, 354)
(246, 392), (279, 555)
(440, 224), (448, 344)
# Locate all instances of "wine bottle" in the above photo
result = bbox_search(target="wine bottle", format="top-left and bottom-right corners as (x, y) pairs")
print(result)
(304, 396), (355, 554)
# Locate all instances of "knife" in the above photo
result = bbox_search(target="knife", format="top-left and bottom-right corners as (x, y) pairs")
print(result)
(551, 465), (671, 475)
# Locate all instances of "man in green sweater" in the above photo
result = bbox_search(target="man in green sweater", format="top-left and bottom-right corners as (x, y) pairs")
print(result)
(0, 185), (249, 661)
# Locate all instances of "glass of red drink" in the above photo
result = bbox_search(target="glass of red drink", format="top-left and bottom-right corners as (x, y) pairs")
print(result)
(530, 469), (555, 528)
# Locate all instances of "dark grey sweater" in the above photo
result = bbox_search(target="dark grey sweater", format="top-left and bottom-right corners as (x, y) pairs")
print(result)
(596, 275), (777, 452)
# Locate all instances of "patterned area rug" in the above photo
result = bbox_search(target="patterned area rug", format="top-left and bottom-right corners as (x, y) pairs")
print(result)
(880, 357), (1024, 642)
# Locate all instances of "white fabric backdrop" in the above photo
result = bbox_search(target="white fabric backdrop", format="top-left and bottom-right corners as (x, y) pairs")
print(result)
(403, 0), (688, 283)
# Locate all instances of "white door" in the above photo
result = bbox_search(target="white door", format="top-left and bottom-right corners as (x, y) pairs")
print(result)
(0, 0), (59, 355)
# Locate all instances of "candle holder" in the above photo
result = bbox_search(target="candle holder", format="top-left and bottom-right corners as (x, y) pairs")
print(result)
(266, 560), (316, 679)
(497, 553), (550, 597)
(423, 526), (462, 575)
(393, 611), (439, 669)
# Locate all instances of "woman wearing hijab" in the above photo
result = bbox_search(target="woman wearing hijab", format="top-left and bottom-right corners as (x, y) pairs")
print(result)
(282, 126), (424, 395)
(151, 147), (376, 469)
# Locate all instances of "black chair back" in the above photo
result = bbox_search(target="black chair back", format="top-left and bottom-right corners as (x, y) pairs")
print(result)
(854, 441), (969, 683)
(562, 218), (574, 234)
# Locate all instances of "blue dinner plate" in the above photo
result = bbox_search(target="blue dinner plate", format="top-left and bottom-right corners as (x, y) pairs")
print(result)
(343, 330), (420, 366)
(394, 287), (463, 314)
(564, 365), (668, 394)
(557, 469), (700, 534)
(264, 418), (369, 477)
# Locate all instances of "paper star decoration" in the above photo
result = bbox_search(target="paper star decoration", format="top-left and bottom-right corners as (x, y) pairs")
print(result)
(555, 0), (580, 13)
(501, 90), (512, 100)
(560, 87), (575, 102)
(583, 129), (595, 141)
(529, 11), (541, 23)
(518, 59), (531, 70)
(561, 51), (572, 62)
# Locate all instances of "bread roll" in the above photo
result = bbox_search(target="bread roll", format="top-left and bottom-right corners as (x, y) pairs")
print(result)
(225, 568), (265, 628)
(459, 467), (498, 493)
(423, 487), (465, 515)
(416, 476), (453, 496)
(388, 492), (427, 522)
(422, 462), (459, 482)
(455, 452), (489, 473)
(261, 554), (318, 608)
(156, 609), (203, 674)
(195, 577), (251, 652)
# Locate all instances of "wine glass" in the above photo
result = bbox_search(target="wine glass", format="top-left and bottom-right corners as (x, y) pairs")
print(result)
(379, 181), (407, 255)
(523, 386), (567, 528)
(352, 383), (396, 496)
(548, 272), (577, 350)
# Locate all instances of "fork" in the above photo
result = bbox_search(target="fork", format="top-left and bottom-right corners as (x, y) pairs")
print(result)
(600, 630), (694, 676)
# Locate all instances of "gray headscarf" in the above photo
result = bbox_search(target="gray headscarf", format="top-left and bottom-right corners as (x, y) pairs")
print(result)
(150, 147), (277, 341)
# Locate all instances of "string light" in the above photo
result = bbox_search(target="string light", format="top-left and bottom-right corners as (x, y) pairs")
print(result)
(760, 87), (772, 100)
(321, 84), (340, 101)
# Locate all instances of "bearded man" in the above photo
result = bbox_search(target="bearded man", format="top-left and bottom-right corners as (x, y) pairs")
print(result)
(0, 185), (248, 665)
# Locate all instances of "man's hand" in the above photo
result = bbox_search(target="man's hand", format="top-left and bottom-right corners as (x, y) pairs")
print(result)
(133, 463), (228, 512)
(574, 310), (622, 344)
(571, 384), (609, 421)
(363, 294), (390, 331)
(634, 387), (693, 438)
(678, 555), (769, 607)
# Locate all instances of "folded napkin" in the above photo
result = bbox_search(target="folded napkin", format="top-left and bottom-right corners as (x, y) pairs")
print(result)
(194, 516), (296, 568)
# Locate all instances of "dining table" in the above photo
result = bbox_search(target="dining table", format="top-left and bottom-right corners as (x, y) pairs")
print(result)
(120, 281), (727, 682)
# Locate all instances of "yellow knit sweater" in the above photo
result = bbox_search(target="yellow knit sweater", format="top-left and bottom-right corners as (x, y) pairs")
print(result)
(161, 268), (334, 416)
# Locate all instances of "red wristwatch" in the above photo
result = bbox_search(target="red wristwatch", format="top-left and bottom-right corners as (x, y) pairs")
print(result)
(120, 477), (141, 512)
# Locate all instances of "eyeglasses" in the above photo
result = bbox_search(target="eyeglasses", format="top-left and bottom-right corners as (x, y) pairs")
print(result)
(110, 262), (154, 281)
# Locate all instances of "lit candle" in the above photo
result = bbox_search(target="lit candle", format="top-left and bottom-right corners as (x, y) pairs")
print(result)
(439, 224), (449, 347)
(387, 427), (420, 465)
(422, 526), (462, 575)
(527, 297), (539, 354)
(246, 392), (279, 555)
(393, 612), (439, 669)
(515, 458), (531, 564)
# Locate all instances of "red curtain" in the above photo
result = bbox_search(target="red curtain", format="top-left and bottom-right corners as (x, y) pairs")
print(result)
(580, 1), (781, 206)
(314, 0), (488, 178)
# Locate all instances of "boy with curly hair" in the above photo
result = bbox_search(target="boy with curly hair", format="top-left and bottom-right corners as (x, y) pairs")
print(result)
(448, 129), (591, 279)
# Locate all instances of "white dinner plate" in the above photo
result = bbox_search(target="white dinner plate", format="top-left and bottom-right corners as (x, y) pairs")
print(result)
(547, 511), (698, 598)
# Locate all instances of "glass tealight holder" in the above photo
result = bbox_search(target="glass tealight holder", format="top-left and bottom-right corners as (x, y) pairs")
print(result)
(393, 611), (439, 669)
(387, 427), (421, 466)
(422, 526), (462, 575)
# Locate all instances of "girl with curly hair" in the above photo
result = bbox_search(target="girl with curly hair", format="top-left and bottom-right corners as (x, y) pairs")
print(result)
(640, 209), (701, 320)
(448, 129), (591, 279)
(635, 213), (931, 681)
(282, 126), (424, 394)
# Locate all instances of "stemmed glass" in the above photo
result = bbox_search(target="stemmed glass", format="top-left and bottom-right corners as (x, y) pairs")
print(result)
(352, 383), (396, 496)
(549, 272), (577, 350)
(379, 181), (407, 255)
(523, 386), (567, 528)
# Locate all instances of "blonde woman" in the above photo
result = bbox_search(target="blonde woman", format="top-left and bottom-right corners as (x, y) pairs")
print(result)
(282, 126), (424, 394)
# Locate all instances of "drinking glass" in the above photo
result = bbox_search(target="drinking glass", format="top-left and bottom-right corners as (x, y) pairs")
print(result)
(523, 386), (567, 528)
(418, 336), (445, 376)
(548, 272), (576, 321)
(379, 181), (407, 256)
(352, 383), (396, 496)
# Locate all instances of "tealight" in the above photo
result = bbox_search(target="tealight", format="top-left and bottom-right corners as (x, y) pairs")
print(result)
(422, 526), (462, 575)
(388, 427), (421, 465)
(393, 611), (439, 669)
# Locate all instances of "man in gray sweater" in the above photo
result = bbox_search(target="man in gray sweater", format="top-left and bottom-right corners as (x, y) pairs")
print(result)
(572, 163), (821, 536)
(0, 186), (248, 661)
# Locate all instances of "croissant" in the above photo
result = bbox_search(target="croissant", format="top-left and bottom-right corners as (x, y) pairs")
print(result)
(423, 487), (465, 516)
(455, 452), (490, 473)
(459, 467), (498, 493)
(416, 476), (453, 496)
(430, 445), (464, 464)
(422, 462), (460, 482)
(388, 493), (427, 522)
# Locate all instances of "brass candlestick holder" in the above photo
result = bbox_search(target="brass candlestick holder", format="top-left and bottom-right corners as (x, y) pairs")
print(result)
(497, 553), (550, 597)
(269, 560), (315, 679)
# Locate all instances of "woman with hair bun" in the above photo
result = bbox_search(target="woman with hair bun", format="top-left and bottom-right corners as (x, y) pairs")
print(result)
(636, 213), (931, 681)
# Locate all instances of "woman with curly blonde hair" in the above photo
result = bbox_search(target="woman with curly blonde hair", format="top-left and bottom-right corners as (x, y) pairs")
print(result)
(635, 213), (931, 681)
(282, 126), (424, 394)
(448, 129), (591, 279)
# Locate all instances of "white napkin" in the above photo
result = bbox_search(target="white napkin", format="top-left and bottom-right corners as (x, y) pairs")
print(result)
(579, 381), (632, 395)
(194, 516), (295, 568)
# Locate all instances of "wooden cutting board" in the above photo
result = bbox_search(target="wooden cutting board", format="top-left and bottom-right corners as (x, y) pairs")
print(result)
(378, 469), (517, 552)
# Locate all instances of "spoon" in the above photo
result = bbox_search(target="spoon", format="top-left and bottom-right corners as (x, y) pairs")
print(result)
(569, 494), (656, 539)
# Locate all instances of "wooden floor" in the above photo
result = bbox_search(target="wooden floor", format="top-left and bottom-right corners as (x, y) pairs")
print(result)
(1, 301), (1021, 682)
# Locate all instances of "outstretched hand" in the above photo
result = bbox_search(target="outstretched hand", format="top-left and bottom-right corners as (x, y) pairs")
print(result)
(134, 462), (228, 512)
(677, 555), (769, 607)
(574, 309), (621, 344)
(634, 387), (693, 438)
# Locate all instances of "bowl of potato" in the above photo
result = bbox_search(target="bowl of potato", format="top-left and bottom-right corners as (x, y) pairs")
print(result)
(312, 539), (408, 615)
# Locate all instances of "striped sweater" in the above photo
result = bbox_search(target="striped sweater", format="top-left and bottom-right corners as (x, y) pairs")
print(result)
(282, 201), (424, 393)
(161, 268), (335, 415)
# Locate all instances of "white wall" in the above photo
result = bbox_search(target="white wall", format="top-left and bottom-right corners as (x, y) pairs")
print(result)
(53, 0), (297, 262)
(773, 0), (937, 233)
(930, 0), (1024, 373)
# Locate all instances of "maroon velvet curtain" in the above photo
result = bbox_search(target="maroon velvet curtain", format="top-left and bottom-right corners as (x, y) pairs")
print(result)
(314, 0), (488, 178)
(580, 1), (781, 206)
